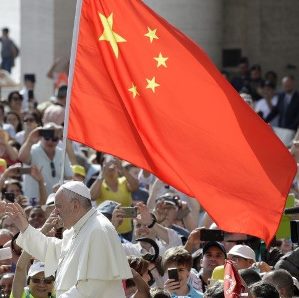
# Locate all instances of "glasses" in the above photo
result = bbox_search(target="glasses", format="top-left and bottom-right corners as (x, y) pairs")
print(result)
(50, 161), (56, 178)
(24, 118), (35, 123)
(31, 277), (54, 284)
(44, 136), (59, 142)
(229, 255), (248, 263)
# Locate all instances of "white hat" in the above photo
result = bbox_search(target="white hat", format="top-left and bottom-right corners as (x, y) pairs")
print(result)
(28, 261), (45, 277)
(228, 245), (256, 261)
(61, 181), (91, 200)
(46, 193), (55, 205)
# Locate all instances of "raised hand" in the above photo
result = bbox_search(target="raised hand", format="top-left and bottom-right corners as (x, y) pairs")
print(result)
(5, 203), (29, 233)
(30, 165), (44, 182)
(28, 127), (42, 144)
(111, 205), (125, 229)
(136, 202), (152, 226)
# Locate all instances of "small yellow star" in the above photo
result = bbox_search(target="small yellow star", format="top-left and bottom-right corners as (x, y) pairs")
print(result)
(98, 13), (126, 58)
(154, 53), (168, 68)
(128, 84), (139, 98)
(146, 77), (160, 93)
(144, 27), (159, 43)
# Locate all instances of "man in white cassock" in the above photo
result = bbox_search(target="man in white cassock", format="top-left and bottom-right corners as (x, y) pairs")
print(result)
(5, 181), (132, 297)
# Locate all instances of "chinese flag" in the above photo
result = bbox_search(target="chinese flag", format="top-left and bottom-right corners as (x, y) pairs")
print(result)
(67, 0), (296, 244)
(224, 260), (245, 298)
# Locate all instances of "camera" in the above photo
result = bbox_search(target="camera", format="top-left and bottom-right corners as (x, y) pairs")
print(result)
(120, 207), (137, 218)
(290, 220), (299, 243)
(39, 129), (55, 139)
(4, 192), (15, 203)
(167, 268), (179, 282)
(200, 229), (225, 241)
(15, 166), (32, 175)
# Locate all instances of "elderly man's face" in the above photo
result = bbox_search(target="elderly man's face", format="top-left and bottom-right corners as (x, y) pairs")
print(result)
(228, 254), (253, 270)
(54, 191), (76, 229)
(282, 77), (295, 93)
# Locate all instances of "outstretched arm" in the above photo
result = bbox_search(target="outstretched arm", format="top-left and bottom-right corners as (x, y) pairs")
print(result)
(6, 204), (62, 264)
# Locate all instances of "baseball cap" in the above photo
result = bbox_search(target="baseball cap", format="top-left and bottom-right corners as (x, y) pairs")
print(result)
(97, 200), (119, 216)
(202, 241), (227, 258)
(61, 181), (91, 200)
(228, 244), (256, 261)
(156, 193), (179, 206)
(211, 265), (224, 281)
(28, 261), (45, 277)
(71, 165), (86, 178)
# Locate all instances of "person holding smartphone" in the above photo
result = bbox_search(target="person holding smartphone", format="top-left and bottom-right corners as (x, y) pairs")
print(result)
(90, 155), (139, 241)
(5, 181), (132, 297)
(163, 246), (203, 297)
(18, 122), (73, 202)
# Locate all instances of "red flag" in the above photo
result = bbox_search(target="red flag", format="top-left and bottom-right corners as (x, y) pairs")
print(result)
(67, 0), (296, 244)
(224, 260), (245, 298)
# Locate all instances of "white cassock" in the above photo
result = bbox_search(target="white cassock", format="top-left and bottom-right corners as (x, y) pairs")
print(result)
(17, 208), (132, 297)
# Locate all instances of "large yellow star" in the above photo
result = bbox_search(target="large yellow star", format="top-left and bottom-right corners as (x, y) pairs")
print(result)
(144, 27), (159, 43)
(128, 84), (139, 98)
(146, 77), (160, 93)
(154, 53), (168, 68)
(98, 13), (126, 58)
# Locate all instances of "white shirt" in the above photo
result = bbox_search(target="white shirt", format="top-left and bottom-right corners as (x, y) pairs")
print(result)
(123, 228), (182, 257)
(17, 208), (132, 297)
(15, 130), (25, 145)
(255, 95), (278, 123)
(19, 87), (30, 112)
(22, 143), (73, 202)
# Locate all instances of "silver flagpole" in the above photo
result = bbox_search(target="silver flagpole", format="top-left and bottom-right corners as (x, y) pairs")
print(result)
(59, 0), (83, 184)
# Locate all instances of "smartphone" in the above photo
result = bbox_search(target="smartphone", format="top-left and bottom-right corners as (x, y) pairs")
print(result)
(167, 268), (179, 282)
(290, 220), (299, 243)
(200, 229), (225, 241)
(120, 207), (137, 218)
(28, 90), (34, 100)
(16, 166), (32, 175)
(40, 129), (55, 139)
(4, 192), (15, 203)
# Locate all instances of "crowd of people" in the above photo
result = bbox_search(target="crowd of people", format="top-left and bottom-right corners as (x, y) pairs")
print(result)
(0, 26), (298, 297)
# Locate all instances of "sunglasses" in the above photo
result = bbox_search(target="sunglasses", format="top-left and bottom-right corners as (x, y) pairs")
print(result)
(50, 161), (56, 178)
(44, 136), (59, 142)
(31, 277), (54, 284)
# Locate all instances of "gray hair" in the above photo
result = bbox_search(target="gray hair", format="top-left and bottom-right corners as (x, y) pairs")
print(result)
(61, 188), (91, 209)
(262, 269), (294, 298)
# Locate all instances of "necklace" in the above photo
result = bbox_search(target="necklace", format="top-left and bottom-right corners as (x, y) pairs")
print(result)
(72, 209), (97, 240)
(56, 209), (97, 274)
